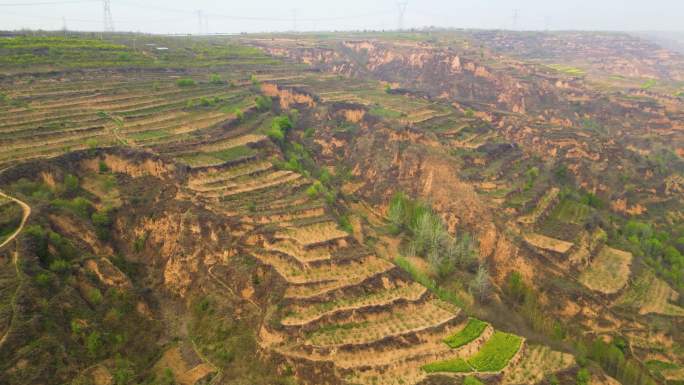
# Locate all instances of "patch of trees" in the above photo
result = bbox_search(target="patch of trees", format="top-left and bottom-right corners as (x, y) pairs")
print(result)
(388, 192), (478, 279)
(503, 272), (567, 341)
(388, 192), (490, 303)
(255, 95), (272, 111)
(582, 339), (657, 385)
(620, 220), (683, 290)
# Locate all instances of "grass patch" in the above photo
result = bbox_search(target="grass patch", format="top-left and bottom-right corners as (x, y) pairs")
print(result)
(368, 106), (403, 119)
(394, 256), (464, 307)
(176, 145), (256, 167)
(128, 129), (169, 142)
(552, 199), (590, 225)
(547, 64), (586, 76)
(209, 145), (256, 162)
(444, 318), (488, 348)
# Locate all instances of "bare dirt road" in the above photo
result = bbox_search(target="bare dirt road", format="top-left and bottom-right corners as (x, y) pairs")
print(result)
(0, 190), (31, 250)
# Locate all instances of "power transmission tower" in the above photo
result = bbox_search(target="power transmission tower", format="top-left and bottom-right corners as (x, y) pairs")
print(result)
(512, 9), (519, 30)
(62, 17), (68, 33)
(103, 0), (114, 32)
(397, 1), (408, 31)
(197, 10), (203, 35)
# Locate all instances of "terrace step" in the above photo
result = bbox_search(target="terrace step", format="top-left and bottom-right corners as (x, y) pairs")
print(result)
(252, 252), (391, 288)
(300, 299), (462, 350)
(196, 170), (302, 197)
(275, 221), (350, 248)
(280, 282), (428, 328)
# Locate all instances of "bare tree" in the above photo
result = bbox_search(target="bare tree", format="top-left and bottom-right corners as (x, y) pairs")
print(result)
(469, 265), (491, 303)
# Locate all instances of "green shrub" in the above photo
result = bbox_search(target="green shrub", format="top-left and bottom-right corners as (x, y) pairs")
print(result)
(35, 272), (52, 287)
(92, 209), (112, 240)
(86, 331), (102, 357)
(133, 232), (148, 252)
(267, 115), (293, 144)
(51, 197), (92, 218)
(255, 95), (272, 111)
(87, 287), (103, 305)
(98, 160), (109, 173)
(63, 174), (79, 194)
(235, 109), (244, 121)
(176, 78), (196, 87)
(306, 181), (324, 198)
(576, 368), (590, 385)
(209, 74), (224, 85)
(49, 259), (71, 273)
(463, 377), (484, 385)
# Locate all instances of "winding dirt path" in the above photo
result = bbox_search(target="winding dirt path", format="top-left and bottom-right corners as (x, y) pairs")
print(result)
(0, 190), (31, 250)
(0, 190), (30, 349)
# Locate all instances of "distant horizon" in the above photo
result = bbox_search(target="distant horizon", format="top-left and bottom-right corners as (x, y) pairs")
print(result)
(1, 0), (683, 35)
(3, 28), (684, 36)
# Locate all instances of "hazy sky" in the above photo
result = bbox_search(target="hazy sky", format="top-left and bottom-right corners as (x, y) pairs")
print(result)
(1, 0), (683, 34)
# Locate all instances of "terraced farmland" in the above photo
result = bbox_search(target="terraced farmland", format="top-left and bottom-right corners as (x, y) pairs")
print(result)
(2, 30), (683, 385)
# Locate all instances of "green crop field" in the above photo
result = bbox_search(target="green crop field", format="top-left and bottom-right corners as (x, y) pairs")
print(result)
(467, 332), (523, 372)
(444, 318), (488, 348)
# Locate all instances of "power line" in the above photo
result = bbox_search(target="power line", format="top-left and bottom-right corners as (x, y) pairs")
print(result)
(0, 0), (97, 6)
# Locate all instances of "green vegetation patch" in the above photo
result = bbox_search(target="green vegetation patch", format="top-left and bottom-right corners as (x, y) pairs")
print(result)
(547, 64), (586, 76)
(0, 200), (23, 244)
(641, 79), (657, 89)
(210, 145), (257, 162)
(444, 318), (488, 348)
(467, 331), (523, 372)
(422, 357), (472, 373)
(176, 145), (256, 167)
(368, 106), (403, 119)
(552, 199), (591, 225)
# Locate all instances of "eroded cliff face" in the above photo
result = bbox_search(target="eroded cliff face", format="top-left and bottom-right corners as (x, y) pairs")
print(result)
(255, 37), (683, 201)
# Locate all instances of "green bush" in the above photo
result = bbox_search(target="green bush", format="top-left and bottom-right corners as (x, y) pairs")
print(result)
(306, 181), (325, 198)
(176, 78), (196, 87)
(209, 74), (224, 84)
(51, 197), (92, 218)
(49, 259), (71, 273)
(86, 331), (102, 358)
(235, 109), (244, 121)
(267, 115), (293, 144)
(255, 95), (272, 111)
(463, 377), (484, 385)
(98, 160), (109, 173)
(35, 272), (52, 287)
(87, 287), (103, 305)
(576, 368), (590, 385)
(63, 174), (79, 194)
(92, 209), (112, 240)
